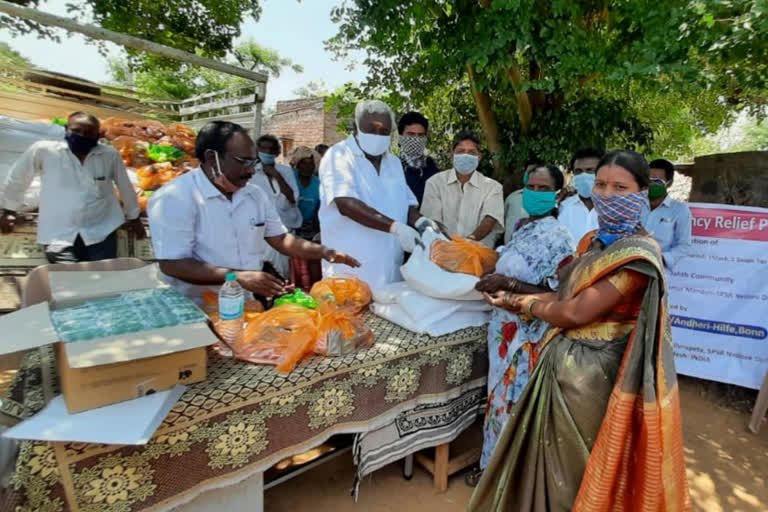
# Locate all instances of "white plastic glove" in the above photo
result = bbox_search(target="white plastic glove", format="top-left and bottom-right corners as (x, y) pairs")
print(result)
(415, 216), (450, 238)
(415, 216), (440, 233)
(390, 221), (420, 253)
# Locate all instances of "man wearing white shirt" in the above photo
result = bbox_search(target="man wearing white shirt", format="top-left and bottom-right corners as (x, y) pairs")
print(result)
(250, 134), (302, 277)
(148, 121), (358, 302)
(558, 147), (604, 244)
(319, 100), (430, 289)
(252, 135), (302, 229)
(0, 112), (145, 263)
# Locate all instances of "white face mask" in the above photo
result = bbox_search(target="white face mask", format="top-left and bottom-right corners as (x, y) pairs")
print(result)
(453, 153), (479, 175)
(356, 131), (391, 156)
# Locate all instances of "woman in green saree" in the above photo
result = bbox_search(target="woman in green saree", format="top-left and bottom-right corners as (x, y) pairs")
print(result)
(470, 150), (690, 512)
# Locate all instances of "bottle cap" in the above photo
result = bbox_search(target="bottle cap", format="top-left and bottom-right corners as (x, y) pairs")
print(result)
(225, 272), (237, 281)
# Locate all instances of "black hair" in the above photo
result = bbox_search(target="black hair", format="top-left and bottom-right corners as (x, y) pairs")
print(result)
(256, 134), (281, 153)
(569, 147), (605, 171)
(649, 158), (675, 181)
(528, 164), (565, 191)
(397, 111), (429, 135)
(452, 131), (482, 151)
(314, 143), (329, 154)
(525, 157), (545, 168)
(596, 150), (650, 188)
(194, 121), (250, 160)
(67, 111), (100, 129)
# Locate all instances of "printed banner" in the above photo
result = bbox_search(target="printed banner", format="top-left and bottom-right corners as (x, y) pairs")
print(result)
(668, 203), (768, 389)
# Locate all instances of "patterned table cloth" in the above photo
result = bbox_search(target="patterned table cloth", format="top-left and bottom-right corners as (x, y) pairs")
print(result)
(0, 314), (488, 512)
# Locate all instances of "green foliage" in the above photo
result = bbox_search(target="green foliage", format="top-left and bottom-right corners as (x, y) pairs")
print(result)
(293, 80), (330, 99)
(109, 39), (302, 100)
(328, 0), (768, 177)
(0, 41), (32, 68)
(4, 0), (263, 69)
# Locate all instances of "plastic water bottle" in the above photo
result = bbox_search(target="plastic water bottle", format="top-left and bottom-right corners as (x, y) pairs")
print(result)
(217, 273), (244, 357)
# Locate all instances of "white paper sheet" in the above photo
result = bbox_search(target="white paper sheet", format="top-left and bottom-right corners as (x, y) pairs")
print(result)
(3, 385), (185, 445)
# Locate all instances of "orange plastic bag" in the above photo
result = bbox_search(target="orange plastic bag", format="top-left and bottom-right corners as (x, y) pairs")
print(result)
(430, 236), (499, 277)
(315, 302), (374, 356)
(236, 304), (321, 373)
(309, 278), (372, 313)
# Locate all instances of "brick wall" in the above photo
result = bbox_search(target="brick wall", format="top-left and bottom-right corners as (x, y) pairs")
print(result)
(263, 97), (347, 163)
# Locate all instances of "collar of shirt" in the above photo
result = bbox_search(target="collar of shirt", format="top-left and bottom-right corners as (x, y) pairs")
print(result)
(447, 169), (481, 189)
(53, 140), (111, 159)
(191, 167), (259, 205)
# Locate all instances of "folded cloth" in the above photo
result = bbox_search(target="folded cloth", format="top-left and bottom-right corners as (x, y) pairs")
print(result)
(371, 281), (412, 305)
(397, 287), (490, 326)
(372, 302), (488, 337)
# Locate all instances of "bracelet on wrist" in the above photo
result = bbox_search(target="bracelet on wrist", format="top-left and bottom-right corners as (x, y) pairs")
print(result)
(526, 299), (542, 317)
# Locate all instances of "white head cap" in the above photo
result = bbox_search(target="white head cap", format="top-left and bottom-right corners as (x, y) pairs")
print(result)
(354, 99), (396, 133)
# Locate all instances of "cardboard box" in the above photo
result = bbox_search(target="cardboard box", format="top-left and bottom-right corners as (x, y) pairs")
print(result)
(0, 258), (215, 413)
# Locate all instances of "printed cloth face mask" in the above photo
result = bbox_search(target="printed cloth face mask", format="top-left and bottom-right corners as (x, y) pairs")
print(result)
(593, 191), (649, 245)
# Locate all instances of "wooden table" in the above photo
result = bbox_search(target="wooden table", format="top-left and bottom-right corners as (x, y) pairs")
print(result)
(0, 315), (487, 512)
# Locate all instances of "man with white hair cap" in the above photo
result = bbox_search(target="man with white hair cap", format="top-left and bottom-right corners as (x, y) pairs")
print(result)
(318, 100), (438, 289)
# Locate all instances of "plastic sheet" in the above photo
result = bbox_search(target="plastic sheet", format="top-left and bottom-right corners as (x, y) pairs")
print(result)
(430, 236), (499, 277)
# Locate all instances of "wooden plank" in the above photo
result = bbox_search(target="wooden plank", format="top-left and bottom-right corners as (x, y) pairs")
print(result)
(413, 452), (435, 475)
(0, 63), (139, 96)
(433, 443), (450, 492)
(178, 94), (256, 116)
(0, 76), (165, 113)
(447, 446), (481, 475)
(0, 90), (149, 121)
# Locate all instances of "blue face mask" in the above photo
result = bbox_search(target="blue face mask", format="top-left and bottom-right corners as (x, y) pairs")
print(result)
(572, 172), (595, 199)
(522, 189), (557, 216)
(258, 152), (276, 165)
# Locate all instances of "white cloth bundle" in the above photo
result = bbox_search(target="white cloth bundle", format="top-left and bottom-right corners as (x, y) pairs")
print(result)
(371, 280), (489, 336)
(400, 229), (483, 301)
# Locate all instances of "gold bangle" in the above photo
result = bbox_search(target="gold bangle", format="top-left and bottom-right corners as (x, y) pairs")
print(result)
(526, 299), (542, 317)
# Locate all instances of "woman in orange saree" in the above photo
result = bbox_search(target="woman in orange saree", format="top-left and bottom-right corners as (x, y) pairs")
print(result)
(469, 150), (690, 512)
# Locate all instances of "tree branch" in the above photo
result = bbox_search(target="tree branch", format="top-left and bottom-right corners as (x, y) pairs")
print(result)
(505, 63), (533, 134)
(467, 64), (504, 173)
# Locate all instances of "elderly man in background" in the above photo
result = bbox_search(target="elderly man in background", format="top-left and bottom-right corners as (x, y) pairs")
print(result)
(397, 111), (441, 206)
(319, 100), (438, 289)
(421, 132), (505, 248)
(0, 111), (145, 263)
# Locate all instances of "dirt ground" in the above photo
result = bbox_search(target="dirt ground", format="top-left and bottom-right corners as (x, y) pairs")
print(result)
(264, 376), (768, 512)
